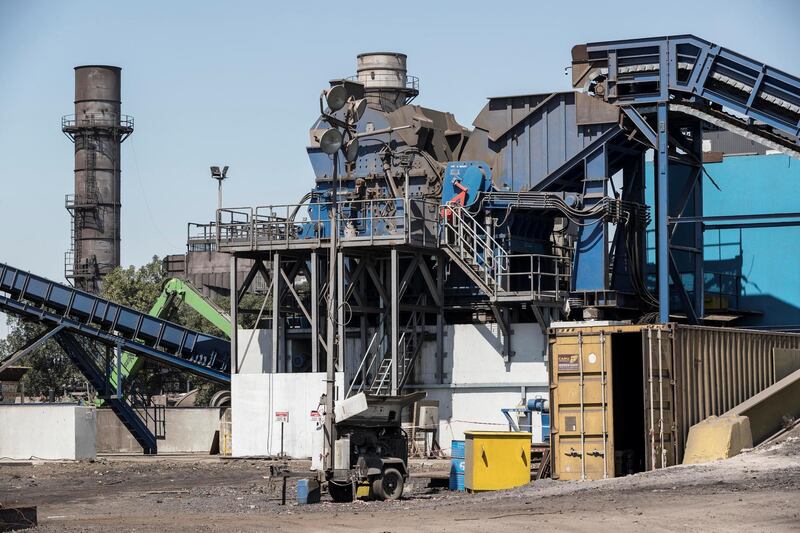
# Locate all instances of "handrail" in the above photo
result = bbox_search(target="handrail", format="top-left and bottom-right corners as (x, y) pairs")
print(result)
(347, 330), (380, 397)
(441, 205), (508, 295)
(211, 198), (440, 251)
(62, 113), (134, 130)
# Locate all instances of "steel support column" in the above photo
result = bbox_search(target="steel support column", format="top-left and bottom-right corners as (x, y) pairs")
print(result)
(272, 253), (280, 373)
(310, 251), (318, 373)
(656, 101), (670, 323)
(229, 255), (239, 373)
(337, 252), (345, 372)
(390, 248), (399, 395)
(574, 145), (609, 292)
(436, 255), (445, 384)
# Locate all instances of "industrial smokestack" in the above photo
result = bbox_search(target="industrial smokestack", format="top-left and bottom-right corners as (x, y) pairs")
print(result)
(356, 52), (419, 112)
(62, 65), (133, 293)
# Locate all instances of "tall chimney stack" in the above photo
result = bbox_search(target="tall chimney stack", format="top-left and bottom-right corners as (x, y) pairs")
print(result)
(63, 65), (133, 293)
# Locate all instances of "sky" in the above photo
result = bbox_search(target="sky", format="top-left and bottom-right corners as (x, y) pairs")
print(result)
(1, 0), (799, 338)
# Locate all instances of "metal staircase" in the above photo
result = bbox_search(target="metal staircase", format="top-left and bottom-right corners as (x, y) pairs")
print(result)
(348, 294), (428, 397)
(64, 135), (101, 286)
(440, 205), (508, 299)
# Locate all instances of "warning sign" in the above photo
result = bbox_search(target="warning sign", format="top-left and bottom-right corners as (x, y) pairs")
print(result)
(309, 410), (323, 423)
(275, 411), (289, 423)
(558, 354), (579, 372)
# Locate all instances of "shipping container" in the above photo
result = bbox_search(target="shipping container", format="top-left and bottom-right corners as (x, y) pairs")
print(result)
(548, 322), (800, 480)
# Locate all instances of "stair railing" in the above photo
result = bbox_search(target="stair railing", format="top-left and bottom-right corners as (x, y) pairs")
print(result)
(440, 205), (509, 295)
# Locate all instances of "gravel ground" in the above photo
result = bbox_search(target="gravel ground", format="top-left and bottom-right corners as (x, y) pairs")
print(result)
(2, 428), (799, 532)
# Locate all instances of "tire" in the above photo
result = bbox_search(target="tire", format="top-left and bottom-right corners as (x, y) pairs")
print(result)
(328, 481), (354, 502)
(371, 467), (404, 501)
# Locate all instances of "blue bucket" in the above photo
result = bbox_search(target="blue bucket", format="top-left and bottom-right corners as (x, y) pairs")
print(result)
(451, 439), (465, 459)
(297, 478), (320, 504)
(542, 413), (551, 442)
(450, 440), (466, 491)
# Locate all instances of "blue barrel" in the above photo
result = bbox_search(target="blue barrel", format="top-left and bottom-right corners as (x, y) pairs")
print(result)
(542, 413), (551, 442)
(449, 440), (465, 491)
(297, 478), (320, 504)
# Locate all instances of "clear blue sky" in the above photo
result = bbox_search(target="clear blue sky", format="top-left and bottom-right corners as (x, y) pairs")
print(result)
(1, 0), (799, 337)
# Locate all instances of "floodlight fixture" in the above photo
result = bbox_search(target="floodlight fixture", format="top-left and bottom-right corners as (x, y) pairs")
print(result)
(319, 128), (343, 155)
(347, 98), (368, 123)
(344, 138), (359, 162)
(324, 84), (348, 112)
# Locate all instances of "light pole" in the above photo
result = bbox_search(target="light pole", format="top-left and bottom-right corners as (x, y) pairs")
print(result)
(210, 165), (229, 210)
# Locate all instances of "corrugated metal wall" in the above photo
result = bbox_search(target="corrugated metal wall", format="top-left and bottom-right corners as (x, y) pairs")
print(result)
(669, 324), (800, 458)
(551, 322), (800, 479)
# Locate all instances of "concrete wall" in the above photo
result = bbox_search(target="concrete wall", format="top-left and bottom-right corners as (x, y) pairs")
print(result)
(238, 329), (361, 376)
(411, 322), (549, 449)
(0, 404), (96, 460)
(96, 407), (224, 454)
(238, 329), (272, 374)
(231, 323), (549, 458)
(231, 372), (344, 458)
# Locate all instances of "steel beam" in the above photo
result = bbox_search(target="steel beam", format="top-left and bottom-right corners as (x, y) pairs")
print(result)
(656, 101), (670, 323)
(230, 255), (239, 373)
(337, 252), (345, 372)
(0, 324), (65, 373)
(436, 255), (444, 385)
(670, 212), (800, 224)
(391, 248), (399, 395)
(272, 253), (280, 373)
(310, 252), (318, 372)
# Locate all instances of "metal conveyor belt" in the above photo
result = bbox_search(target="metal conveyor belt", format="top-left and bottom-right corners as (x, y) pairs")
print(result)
(0, 262), (231, 385)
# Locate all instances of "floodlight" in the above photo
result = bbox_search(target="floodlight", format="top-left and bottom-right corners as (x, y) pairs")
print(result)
(347, 98), (368, 123)
(319, 128), (343, 155)
(344, 138), (359, 162)
(324, 85), (348, 112)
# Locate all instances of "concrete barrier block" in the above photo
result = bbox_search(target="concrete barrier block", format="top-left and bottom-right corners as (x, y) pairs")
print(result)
(682, 415), (753, 465)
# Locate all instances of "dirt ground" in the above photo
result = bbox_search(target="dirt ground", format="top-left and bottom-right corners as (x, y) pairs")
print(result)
(2, 428), (799, 532)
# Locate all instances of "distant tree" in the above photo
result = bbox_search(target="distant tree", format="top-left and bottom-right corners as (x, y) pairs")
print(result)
(101, 257), (165, 313)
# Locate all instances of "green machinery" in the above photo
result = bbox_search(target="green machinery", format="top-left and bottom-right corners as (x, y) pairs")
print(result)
(107, 278), (231, 392)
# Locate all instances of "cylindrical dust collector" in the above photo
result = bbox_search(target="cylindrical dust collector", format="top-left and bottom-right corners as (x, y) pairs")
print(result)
(63, 65), (133, 293)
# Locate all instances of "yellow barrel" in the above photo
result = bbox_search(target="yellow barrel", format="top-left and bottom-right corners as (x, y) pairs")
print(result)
(464, 431), (531, 491)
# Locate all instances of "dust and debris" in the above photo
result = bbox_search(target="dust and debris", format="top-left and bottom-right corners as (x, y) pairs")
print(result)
(2, 426), (799, 532)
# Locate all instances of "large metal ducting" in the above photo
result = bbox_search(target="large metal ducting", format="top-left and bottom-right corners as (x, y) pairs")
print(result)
(63, 65), (133, 293)
(355, 52), (419, 112)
